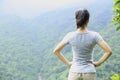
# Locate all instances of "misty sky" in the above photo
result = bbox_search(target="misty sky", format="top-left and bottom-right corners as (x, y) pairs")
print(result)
(0, 0), (95, 19)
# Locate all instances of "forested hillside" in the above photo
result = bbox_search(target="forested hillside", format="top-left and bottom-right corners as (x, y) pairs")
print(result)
(0, 0), (119, 80)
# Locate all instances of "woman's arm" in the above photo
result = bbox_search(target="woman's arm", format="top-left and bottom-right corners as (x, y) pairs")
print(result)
(53, 41), (72, 67)
(92, 40), (112, 67)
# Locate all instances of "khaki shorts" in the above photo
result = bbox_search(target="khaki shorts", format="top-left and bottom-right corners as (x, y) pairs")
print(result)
(68, 72), (96, 80)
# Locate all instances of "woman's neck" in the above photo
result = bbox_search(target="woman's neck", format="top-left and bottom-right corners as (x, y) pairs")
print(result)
(76, 27), (88, 33)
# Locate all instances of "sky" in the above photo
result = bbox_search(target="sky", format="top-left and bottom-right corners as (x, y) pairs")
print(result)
(0, 0), (95, 19)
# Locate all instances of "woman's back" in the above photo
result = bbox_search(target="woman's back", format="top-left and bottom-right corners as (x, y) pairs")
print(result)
(62, 31), (103, 73)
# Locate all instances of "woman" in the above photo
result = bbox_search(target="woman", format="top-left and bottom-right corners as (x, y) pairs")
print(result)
(53, 8), (112, 80)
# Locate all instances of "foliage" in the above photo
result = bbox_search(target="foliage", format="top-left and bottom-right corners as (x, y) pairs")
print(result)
(111, 74), (120, 80)
(113, 0), (120, 31)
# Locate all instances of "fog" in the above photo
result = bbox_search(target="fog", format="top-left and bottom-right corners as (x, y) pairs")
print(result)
(0, 0), (95, 19)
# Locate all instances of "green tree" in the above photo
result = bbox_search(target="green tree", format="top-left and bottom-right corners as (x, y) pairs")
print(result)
(111, 74), (120, 80)
(113, 0), (120, 31)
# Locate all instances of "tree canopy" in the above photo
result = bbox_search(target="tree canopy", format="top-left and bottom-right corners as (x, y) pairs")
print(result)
(113, 0), (120, 31)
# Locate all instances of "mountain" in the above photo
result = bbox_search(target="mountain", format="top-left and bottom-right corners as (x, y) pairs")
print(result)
(0, 0), (119, 80)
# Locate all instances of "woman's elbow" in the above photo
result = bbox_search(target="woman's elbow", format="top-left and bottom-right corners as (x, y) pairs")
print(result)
(109, 50), (112, 55)
(53, 49), (60, 55)
(107, 50), (112, 55)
